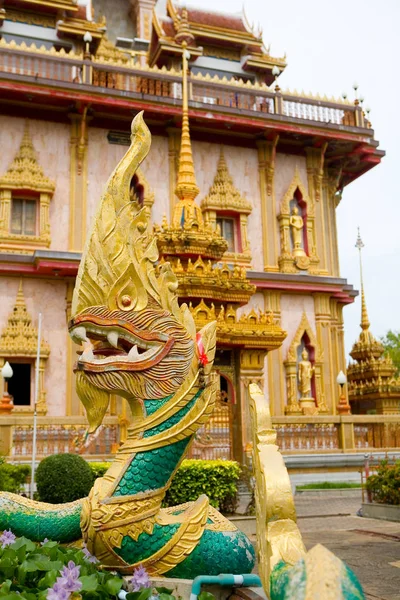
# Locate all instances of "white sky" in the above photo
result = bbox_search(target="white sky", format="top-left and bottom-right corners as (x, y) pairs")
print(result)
(194, 0), (400, 355)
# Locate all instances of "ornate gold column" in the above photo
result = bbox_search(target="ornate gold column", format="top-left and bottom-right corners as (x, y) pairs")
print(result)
(0, 189), (11, 238)
(240, 349), (267, 458)
(68, 112), (89, 252)
(263, 291), (285, 415)
(314, 294), (335, 413)
(257, 137), (279, 271)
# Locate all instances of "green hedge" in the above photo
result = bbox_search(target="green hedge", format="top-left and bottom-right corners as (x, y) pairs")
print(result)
(0, 457), (241, 513)
(36, 454), (94, 503)
(366, 459), (400, 505)
(0, 459), (30, 494)
(88, 459), (240, 513)
(164, 459), (240, 512)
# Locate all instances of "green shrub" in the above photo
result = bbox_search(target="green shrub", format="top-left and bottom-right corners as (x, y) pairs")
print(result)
(89, 461), (111, 479)
(366, 459), (400, 505)
(163, 459), (241, 512)
(87, 459), (240, 513)
(36, 454), (94, 503)
(0, 458), (30, 493)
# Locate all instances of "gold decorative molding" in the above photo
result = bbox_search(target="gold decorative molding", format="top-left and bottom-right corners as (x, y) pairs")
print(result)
(0, 281), (50, 414)
(0, 123), (55, 252)
(277, 168), (320, 274)
(95, 36), (129, 63)
(0, 123), (55, 194)
(306, 144), (327, 203)
(188, 299), (285, 350)
(159, 256), (255, 304)
(201, 149), (252, 214)
(284, 312), (327, 415)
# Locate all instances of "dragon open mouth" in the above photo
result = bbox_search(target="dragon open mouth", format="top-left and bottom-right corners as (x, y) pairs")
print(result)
(69, 315), (174, 373)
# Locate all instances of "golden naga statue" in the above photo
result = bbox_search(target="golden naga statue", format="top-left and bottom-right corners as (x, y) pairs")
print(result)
(0, 114), (366, 599)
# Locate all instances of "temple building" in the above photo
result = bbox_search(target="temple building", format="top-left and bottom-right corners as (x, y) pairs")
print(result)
(0, 0), (394, 463)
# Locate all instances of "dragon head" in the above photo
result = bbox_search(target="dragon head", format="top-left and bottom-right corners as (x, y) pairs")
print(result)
(69, 113), (203, 433)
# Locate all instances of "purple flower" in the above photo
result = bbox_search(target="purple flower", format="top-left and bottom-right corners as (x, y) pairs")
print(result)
(57, 561), (82, 594)
(130, 565), (151, 591)
(47, 580), (70, 600)
(0, 529), (16, 548)
(41, 537), (49, 545)
(82, 542), (99, 564)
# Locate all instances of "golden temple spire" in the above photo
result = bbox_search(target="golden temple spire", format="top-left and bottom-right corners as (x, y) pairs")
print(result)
(355, 228), (370, 332)
(175, 41), (199, 203)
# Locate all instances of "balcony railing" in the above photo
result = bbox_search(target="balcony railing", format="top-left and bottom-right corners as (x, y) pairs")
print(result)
(1, 414), (398, 462)
(0, 39), (369, 130)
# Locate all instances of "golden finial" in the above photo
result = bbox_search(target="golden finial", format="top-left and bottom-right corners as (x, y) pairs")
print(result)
(175, 41), (199, 203)
(16, 279), (26, 307)
(355, 228), (370, 332)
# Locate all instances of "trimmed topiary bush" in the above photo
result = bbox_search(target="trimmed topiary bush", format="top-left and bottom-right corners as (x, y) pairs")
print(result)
(36, 453), (94, 503)
(0, 458), (30, 493)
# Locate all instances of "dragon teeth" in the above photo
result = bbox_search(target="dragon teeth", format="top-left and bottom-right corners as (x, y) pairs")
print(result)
(71, 326), (88, 343)
(107, 331), (119, 348)
(128, 345), (140, 360)
(79, 346), (94, 362)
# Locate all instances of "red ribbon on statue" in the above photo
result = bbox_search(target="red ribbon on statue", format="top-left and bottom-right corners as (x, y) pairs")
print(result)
(196, 332), (209, 366)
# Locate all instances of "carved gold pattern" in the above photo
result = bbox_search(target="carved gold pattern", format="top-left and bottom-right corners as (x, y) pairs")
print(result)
(158, 257), (255, 304)
(0, 122), (55, 194)
(188, 299), (286, 349)
(284, 312), (327, 415)
(95, 36), (129, 63)
(0, 122), (55, 252)
(248, 383), (306, 593)
(0, 281), (50, 414)
(4, 8), (56, 28)
(278, 168), (320, 274)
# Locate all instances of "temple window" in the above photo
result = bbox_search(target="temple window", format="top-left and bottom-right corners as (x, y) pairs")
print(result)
(201, 148), (252, 265)
(11, 198), (38, 236)
(8, 362), (32, 407)
(0, 281), (50, 415)
(216, 217), (237, 253)
(0, 122), (55, 252)
(129, 168), (155, 211)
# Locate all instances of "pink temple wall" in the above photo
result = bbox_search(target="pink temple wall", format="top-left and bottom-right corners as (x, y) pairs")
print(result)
(86, 128), (170, 230)
(0, 277), (68, 416)
(0, 116), (71, 252)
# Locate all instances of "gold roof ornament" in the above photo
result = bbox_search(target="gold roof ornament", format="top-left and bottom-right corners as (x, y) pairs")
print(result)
(201, 148), (252, 214)
(348, 230), (400, 412)
(0, 281), (50, 358)
(0, 122), (55, 194)
(156, 42), (228, 260)
(94, 35), (129, 63)
(350, 229), (384, 361)
(188, 299), (285, 349)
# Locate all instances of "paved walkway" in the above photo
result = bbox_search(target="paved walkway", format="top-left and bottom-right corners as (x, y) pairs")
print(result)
(294, 492), (400, 600)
